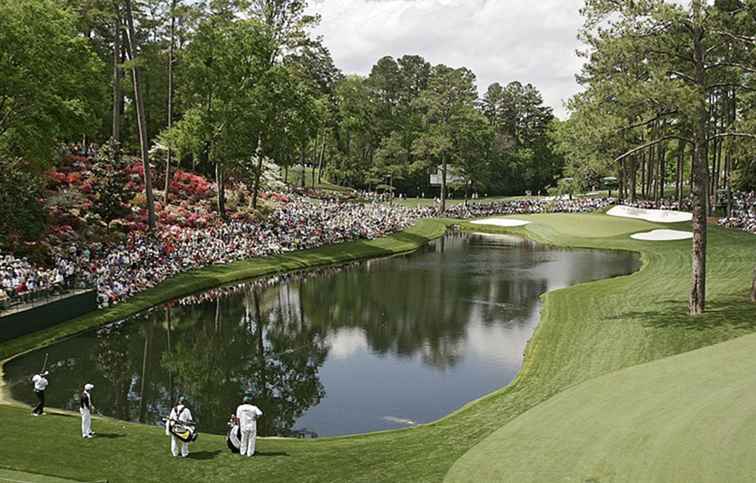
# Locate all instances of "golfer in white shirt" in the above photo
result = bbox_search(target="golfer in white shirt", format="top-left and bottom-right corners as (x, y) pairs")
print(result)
(31, 372), (49, 415)
(235, 395), (263, 457)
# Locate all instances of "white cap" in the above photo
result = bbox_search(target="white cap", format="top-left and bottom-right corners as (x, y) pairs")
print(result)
(84, 383), (94, 391)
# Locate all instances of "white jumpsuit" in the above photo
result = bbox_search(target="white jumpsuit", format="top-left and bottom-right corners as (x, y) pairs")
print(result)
(80, 390), (93, 437)
(235, 404), (263, 457)
(165, 404), (193, 457)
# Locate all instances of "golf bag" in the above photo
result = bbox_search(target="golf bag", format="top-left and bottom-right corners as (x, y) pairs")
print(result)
(169, 421), (198, 443)
(226, 420), (241, 453)
(164, 409), (199, 443)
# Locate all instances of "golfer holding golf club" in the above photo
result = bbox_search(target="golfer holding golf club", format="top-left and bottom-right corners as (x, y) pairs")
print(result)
(31, 353), (49, 416)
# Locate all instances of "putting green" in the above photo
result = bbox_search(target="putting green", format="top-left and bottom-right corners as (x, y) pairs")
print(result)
(507, 213), (664, 239)
(445, 331), (756, 483)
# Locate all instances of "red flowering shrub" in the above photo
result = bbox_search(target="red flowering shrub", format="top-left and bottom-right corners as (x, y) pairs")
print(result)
(66, 172), (81, 185)
(127, 162), (144, 176)
(48, 171), (68, 186)
(171, 170), (212, 200)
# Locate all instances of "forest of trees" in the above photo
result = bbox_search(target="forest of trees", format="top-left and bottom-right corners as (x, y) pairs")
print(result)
(0, 0), (563, 222)
(1, 0), (754, 313)
(555, 0), (755, 314)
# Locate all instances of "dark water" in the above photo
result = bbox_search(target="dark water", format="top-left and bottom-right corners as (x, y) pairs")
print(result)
(4, 232), (639, 437)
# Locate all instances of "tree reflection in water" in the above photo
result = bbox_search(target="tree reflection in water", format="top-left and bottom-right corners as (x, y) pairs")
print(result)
(4, 232), (639, 436)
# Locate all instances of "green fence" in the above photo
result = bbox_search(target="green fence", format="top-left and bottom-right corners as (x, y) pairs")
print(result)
(0, 290), (98, 342)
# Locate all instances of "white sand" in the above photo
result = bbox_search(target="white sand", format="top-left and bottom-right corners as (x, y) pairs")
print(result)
(607, 205), (692, 223)
(470, 218), (531, 228)
(630, 229), (693, 241)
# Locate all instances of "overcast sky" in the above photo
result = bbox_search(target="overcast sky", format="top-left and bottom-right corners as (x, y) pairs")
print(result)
(308, 0), (587, 118)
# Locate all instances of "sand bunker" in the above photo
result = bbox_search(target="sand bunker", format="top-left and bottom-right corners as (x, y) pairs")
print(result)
(630, 229), (693, 241)
(470, 218), (531, 228)
(607, 205), (692, 223)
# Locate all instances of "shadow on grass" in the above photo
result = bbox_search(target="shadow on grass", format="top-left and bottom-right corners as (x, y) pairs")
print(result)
(612, 297), (756, 331)
(92, 432), (125, 439)
(45, 412), (76, 419)
(188, 450), (222, 460)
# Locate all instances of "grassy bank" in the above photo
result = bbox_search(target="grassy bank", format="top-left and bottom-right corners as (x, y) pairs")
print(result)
(0, 214), (754, 482)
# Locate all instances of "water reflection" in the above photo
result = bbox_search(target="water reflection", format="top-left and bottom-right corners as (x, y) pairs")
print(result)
(4, 232), (639, 436)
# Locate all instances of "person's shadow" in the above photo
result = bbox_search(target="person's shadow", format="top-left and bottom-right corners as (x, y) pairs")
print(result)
(93, 433), (126, 439)
(189, 450), (222, 460)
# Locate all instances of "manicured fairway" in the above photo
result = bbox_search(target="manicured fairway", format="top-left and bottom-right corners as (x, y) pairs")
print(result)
(0, 468), (84, 483)
(1, 214), (754, 482)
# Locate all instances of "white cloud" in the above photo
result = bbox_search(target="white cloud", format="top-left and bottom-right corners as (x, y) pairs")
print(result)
(309, 0), (586, 118)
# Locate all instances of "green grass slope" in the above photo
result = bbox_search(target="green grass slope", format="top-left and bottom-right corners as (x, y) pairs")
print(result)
(445, 330), (756, 483)
(0, 214), (754, 482)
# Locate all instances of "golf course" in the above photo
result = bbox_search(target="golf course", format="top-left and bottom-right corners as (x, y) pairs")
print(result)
(1, 213), (754, 482)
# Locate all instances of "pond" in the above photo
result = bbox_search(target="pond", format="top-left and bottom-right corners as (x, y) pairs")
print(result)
(3, 232), (640, 437)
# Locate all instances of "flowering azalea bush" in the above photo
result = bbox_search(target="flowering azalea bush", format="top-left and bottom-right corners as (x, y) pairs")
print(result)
(32, 153), (299, 249)
(47, 170), (68, 187)
(170, 170), (212, 200)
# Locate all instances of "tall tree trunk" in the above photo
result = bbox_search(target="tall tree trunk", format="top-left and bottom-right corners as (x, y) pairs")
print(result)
(311, 139), (317, 187)
(252, 137), (264, 209)
(317, 136), (326, 184)
(216, 161), (226, 219)
(123, 0), (156, 230)
(711, 138), (721, 212)
(440, 153), (447, 212)
(689, 11), (708, 315)
(618, 160), (624, 202)
(300, 145), (306, 188)
(676, 140), (684, 205)
(656, 133), (666, 205)
(164, 0), (177, 204)
(630, 155), (637, 202)
(640, 149), (647, 199)
(111, 1), (122, 156)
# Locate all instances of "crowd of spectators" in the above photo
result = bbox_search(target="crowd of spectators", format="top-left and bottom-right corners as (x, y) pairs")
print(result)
(46, 195), (419, 308)
(437, 196), (616, 219)
(0, 254), (76, 309)
(620, 199), (691, 211)
(620, 191), (756, 234)
(718, 191), (756, 234)
(4, 190), (754, 313)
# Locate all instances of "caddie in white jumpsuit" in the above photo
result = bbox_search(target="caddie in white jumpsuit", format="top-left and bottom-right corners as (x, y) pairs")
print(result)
(235, 395), (263, 457)
(165, 396), (193, 458)
(80, 383), (95, 438)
